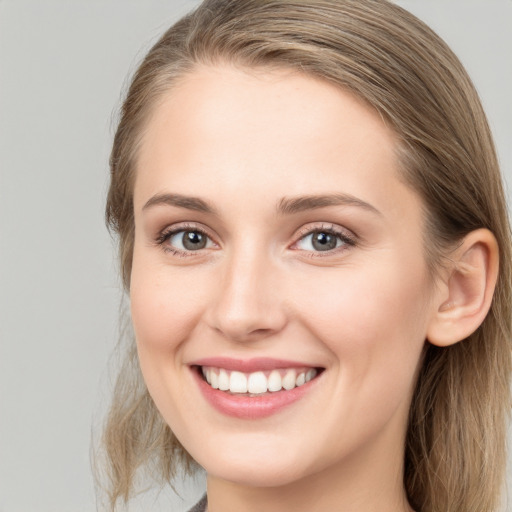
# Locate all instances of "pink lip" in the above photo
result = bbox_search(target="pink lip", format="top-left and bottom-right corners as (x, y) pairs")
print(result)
(190, 357), (317, 372)
(190, 362), (322, 420)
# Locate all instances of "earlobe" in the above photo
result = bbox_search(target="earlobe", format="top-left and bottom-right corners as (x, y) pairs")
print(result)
(427, 229), (499, 347)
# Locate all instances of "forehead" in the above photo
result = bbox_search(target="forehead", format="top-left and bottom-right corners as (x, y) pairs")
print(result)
(135, 64), (419, 226)
(139, 64), (396, 163)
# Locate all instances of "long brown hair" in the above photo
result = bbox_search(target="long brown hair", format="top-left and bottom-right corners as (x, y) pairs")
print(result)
(102, 1), (512, 510)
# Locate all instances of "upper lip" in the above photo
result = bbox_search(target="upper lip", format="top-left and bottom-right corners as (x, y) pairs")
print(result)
(190, 357), (320, 373)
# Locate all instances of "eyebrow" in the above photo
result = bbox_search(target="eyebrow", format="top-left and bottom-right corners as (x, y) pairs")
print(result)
(277, 194), (381, 216)
(142, 193), (217, 214)
(142, 192), (381, 216)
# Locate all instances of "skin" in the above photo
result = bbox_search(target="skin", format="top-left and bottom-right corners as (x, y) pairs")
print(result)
(129, 64), (446, 512)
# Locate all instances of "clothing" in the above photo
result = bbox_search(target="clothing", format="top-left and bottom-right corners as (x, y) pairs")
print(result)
(187, 494), (207, 512)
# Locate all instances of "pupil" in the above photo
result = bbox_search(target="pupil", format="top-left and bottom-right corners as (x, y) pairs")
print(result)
(312, 232), (337, 251)
(183, 231), (206, 250)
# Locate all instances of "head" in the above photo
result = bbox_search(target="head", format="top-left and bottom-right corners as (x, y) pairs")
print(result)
(103, 1), (512, 510)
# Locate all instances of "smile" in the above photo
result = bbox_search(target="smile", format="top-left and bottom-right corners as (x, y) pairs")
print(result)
(191, 359), (324, 419)
(201, 366), (318, 395)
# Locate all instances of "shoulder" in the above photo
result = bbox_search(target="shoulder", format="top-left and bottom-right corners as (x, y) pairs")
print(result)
(187, 494), (207, 512)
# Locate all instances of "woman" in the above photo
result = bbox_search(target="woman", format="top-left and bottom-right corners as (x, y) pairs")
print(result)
(101, 1), (512, 511)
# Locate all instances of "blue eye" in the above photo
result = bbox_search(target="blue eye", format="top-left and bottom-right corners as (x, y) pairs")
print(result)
(167, 230), (213, 251)
(296, 230), (350, 252)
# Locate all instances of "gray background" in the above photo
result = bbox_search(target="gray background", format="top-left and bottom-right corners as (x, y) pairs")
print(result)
(0, 1), (510, 511)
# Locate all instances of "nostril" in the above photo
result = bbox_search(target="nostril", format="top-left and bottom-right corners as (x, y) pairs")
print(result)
(210, 322), (285, 343)
(248, 327), (274, 337)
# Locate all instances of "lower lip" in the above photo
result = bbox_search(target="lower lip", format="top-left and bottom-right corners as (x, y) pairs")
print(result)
(192, 367), (321, 420)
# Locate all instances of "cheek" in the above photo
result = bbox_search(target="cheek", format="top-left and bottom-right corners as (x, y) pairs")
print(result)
(291, 259), (431, 379)
(129, 253), (212, 419)
(129, 251), (207, 356)
(292, 263), (430, 446)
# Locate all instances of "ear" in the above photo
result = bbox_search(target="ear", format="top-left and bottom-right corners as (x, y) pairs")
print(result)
(427, 228), (499, 347)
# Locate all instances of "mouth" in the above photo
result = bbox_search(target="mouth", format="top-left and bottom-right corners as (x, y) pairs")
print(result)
(198, 366), (320, 396)
(190, 360), (324, 419)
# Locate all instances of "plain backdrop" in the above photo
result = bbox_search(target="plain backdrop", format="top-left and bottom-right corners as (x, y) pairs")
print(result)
(0, 1), (510, 511)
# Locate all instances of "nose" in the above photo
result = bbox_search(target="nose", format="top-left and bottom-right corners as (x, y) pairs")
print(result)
(205, 247), (288, 343)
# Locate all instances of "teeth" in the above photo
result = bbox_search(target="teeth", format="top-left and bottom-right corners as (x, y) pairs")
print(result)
(210, 370), (219, 389)
(282, 369), (296, 390)
(202, 366), (319, 394)
(247, 371), (267, 394)
(229, 371), (248, 393)
(218, 369), (230, 391)
(306, 369), (317, 382)
(268, 370), (282, 392)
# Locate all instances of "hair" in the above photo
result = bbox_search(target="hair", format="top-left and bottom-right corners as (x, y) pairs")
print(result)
(102, 1), (512, 511)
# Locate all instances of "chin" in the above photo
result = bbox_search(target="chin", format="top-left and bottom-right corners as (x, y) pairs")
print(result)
(204, 460), (308, 488)
(190, 438), (316, 488)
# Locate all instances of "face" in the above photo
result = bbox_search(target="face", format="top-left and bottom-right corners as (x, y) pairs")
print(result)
(131, 64), (437, 489)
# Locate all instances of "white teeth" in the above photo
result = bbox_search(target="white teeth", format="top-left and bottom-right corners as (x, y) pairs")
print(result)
(230, 371), (248, 393)
(210, 370), (219, 389)
(218, 369), (230, 391)
(282, 369), (296, 390)
(247, 371), (267, 394)
(267, 370), (282, 392)
(306, 369), (317, 382)
(202, 366), (319, 394)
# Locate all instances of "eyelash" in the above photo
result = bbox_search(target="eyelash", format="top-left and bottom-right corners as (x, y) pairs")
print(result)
(155, 223), (357, 257)
(291, 223), (357, 257)
(156, 223), (214, 257)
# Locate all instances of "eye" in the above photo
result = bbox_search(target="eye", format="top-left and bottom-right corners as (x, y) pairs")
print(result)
(293, 227), (356, 253)
(162, 228), (214, 252)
